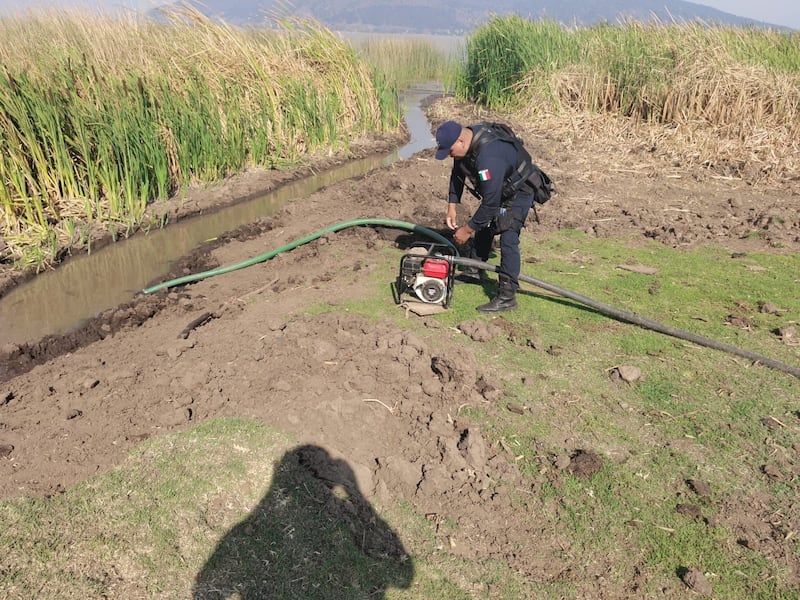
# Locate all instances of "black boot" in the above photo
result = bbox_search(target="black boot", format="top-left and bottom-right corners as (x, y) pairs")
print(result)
(477, 275), (517, 312)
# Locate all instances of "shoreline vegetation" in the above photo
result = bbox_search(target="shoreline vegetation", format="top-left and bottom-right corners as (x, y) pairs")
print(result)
(0, 9), (798, 268)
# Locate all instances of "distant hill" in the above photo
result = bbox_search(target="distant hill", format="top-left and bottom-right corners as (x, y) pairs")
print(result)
(152, 0), (790, 34)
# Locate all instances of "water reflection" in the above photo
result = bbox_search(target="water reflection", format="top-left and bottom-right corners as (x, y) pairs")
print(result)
(398, 83), (440, 159)
(0, 83), (442, 346)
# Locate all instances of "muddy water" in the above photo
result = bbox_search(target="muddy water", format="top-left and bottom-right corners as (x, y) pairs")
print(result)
(0, 83), (442, 346)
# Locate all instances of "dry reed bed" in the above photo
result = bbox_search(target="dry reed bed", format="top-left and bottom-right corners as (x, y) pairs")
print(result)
(478, 18), (800, 185)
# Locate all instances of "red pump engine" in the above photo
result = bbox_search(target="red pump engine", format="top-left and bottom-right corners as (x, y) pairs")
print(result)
(396, 244), (455, 307)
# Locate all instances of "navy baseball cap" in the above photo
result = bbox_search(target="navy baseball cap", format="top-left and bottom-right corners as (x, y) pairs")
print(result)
(434, 120), (462, 160)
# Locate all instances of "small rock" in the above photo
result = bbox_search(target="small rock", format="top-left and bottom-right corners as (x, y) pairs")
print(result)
(459, 319), (499, 343)
(725, 313), (751, 329)
(82, 378), (100, 390)
(0, 343), (20, 359)
(680, 568), (712, 595)
(616, 365), (642, 383)
(314, 340), (338, 362)
(66, 409), (83, 420)
(421, 377), (442, 397)
(477, 382), (503, 402)
(776, 324), (797, 344)
(758, 301), (781, 315)
(422, 317), (441, 329)
(180, 362), (210, 390)
(687, 479), (712, 498)
(507, 402), (525, 415)
(617, 263), (658, 275)
(266, 318), (287, 332)
(271, 380), (292, 393)
(676, 503), (702, 519)
(761, 463), (783, 480)
(554, 454), (572, 470)
(526, 336), (543, 350)
(0, 443), (14, 458)
(703, 514), (719, 527)
(159, 408), (189, 427)
(135, 303), (156, 319)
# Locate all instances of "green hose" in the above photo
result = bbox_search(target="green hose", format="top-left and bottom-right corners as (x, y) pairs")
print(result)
(142, 218), (457, 294)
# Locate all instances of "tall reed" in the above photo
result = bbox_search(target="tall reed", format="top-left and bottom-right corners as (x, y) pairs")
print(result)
(0, 7), (399, 267)
(457, 16), (579, 107)
(356, 36), (459, 90)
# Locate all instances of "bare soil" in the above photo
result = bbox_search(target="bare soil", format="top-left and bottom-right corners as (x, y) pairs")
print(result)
(1, 97), (798, 593)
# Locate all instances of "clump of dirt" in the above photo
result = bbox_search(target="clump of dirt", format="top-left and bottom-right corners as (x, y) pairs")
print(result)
(565, 449), (604, 478)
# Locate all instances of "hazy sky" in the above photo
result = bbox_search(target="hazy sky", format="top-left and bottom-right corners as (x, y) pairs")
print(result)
(0, 1), (798, 30)
(697, 0), (799, 29)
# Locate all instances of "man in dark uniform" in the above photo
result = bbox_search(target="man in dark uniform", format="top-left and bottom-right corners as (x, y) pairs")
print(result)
(434, 120), (535, 312)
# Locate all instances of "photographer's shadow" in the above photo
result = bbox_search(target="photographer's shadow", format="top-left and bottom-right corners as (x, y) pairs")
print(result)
(193, 445), (413, 599)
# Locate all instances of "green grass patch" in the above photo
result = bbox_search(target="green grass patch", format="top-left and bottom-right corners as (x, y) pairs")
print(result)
(356, 36), (460, 91)
(346, 231), (800, 597)
(0, 418), (291, 598)
(0, 419), (486, 599)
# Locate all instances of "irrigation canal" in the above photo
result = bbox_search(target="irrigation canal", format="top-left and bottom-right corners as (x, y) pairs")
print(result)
(0, 82), (443, 346)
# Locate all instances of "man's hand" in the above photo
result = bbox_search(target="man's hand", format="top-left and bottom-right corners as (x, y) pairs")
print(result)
(453, 224), (475, 245)
(446, 203), (458, 230)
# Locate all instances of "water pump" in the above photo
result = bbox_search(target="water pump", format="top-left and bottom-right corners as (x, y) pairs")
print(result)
(396, 244), (455, 308)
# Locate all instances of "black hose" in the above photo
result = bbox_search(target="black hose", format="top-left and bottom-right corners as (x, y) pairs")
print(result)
(453, 257), (800, 379)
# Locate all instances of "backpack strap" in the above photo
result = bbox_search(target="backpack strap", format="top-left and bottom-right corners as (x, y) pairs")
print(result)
(456, 122), (553, 210)
(468, 124), (494, 156)
(455, 124), (490, 200)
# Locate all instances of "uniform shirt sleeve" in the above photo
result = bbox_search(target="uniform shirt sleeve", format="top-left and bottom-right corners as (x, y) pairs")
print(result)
(447, 161), (465, 204)
(467, 140), (514, 230)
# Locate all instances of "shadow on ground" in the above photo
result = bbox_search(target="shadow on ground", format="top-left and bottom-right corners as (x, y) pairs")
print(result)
(193, 444), (414, 599)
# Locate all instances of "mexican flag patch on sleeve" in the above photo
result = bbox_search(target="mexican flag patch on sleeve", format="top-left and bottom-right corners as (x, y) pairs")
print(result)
(478, 169), (491, 181)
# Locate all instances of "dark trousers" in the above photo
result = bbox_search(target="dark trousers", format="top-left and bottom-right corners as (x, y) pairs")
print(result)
(471, 192), (534, 290)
